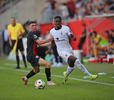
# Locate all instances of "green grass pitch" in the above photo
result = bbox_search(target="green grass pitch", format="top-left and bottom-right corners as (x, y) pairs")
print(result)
(0, 57), (114, 100)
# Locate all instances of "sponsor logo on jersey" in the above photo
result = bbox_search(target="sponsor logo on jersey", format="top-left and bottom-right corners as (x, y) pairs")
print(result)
(69, 29), (72, 33)
(55, 38), (65, 42)
(34, 34), (38, 39)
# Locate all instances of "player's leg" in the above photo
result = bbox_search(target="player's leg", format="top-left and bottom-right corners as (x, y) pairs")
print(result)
(22, 66), (39, 85)
(72, 56), (98, 80)
(11, 40), (20, 69)
(15, 51), (20, 69)
(20, 51), (28, 69)
(38, 58), (57, 85)
(60, 51), (75, 83)
(19, 39), (27, 68)
(22, 56), (40, 85)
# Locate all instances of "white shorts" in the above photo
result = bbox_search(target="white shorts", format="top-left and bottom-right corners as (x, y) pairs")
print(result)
(59, 51), (74, 62)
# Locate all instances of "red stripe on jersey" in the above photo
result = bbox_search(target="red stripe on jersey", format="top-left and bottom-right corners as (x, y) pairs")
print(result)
(33, 42), (38, 55)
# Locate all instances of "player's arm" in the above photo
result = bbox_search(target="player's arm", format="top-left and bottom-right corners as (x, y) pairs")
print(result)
(80, 33), (86, 38)
(69, 34), (76, 41)
(8, 35), (12, 46)
(17, 24), (25, 38)
(39, 42), (51, 47)
(8, 27), (12, 46)
(94, 37), (101, 45)
(45, 40), (55, 55)
(36, 36), (53, 46)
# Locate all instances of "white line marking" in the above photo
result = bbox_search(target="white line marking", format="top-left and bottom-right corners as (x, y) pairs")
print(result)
(4, 63), (44, 69)
(110, 77), (114, 78)
(0, 66), (114, 86)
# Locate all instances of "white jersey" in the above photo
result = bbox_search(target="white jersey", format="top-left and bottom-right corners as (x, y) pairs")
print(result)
(50, 25), (73, 55)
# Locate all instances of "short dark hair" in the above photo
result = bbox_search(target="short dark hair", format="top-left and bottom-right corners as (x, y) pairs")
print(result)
(11, 17), (15, 19)
(110, 29), (114, 32)
(92, 31), (97, 35)
(28, 21), (36, 25)
(82, 23), (86, 26)
(54, 16), (62, 21)
(105, 30), (109, 34)
(89, 32), (92, 36)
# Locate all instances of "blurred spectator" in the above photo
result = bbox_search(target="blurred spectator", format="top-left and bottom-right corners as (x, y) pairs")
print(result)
(78, 23), (87, 50)
(50, 0), (57, 10)
(2, 25), (9, 56)
(77, 4), (85, 20)
(75, 0), (82, 9)
(66, 0), (76, 20)
(41, 0), (52, 23)
(57, 3), (69, 20)
(105, 30), (111, 42)
(108, 29), (114, 53)
(84, 5), (90, 15)
(88, 31), (108, 61)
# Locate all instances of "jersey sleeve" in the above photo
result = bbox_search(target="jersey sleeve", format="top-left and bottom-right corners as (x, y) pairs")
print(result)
(29, 32), (39, 42)
(50, 29), (53, 37)
(20, 24), (25, 33)
(67, 26), (73, 35)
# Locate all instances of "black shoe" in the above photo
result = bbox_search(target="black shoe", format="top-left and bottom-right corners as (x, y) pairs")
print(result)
(14, 66), (20, 69)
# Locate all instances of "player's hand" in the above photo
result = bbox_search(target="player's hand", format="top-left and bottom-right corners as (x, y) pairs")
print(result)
(49, 36), (54, 41)
(17, 34), (20, 39)
(45, 50), (51, 55)
(70, 34), (76, 41)
(9, 41), (12, 46)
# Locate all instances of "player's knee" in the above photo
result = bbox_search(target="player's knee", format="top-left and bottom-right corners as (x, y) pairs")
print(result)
(34, 69), (40, 73)
(46, 62), (50, 68)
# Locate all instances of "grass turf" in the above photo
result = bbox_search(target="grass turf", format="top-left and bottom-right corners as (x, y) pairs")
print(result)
(0, 57), (114, 100)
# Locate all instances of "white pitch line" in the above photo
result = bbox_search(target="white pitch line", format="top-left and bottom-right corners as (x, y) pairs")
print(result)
(110, 77), (114, 78)
(4, 63), (44, 69)
(0, 66), (114, 86)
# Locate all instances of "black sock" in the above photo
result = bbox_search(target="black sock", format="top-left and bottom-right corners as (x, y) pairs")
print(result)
(22, 55), (27, 67)
(26, 70), (36, 79)
(45, 68), (51, 81)
(16, 55), (20, 67)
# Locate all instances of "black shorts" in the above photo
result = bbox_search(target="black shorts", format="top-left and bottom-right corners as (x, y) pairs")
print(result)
(12, 38), (24, 52)
(27, 55), (41, 67)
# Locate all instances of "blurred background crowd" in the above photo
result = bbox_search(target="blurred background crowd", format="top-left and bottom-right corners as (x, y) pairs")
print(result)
(0, 0), (114, 65)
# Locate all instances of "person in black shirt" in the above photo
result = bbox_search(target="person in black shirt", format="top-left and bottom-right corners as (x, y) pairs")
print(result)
(22, 21), (56, 86)
(109, 29), (114, 52)
(78, 23), (87, 50)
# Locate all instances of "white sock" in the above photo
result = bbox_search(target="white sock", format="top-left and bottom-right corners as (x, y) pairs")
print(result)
(66, 66), (75, 77)
(25, 76), (28, 80)
(75, 59), (91, 76)
(47, 81), (51, 83)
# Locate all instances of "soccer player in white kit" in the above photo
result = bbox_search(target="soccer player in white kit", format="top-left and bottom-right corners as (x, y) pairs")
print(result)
(46, 16), (98, 83)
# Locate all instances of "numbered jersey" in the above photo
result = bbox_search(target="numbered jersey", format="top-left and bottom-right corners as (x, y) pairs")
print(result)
(50, 25), (73, 55)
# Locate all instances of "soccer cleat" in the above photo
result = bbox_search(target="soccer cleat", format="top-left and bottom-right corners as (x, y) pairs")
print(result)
(63, 71), (68, 83)
(14, 66), (20, 69)
(89, 74), (98, 80)
(21, 76), (28, 85)
(47, 81), (57, 85)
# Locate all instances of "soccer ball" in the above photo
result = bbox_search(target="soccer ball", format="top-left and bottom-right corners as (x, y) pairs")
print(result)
(35, 79), (45, 89)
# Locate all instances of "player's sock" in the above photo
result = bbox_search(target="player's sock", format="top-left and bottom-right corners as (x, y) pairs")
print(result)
(26, 70), (36, 79)
(93, 49), (98, 58)
(16, 55), (20, 67)
(45, 68), (51, 81)
(22, 55), (27, 67)
(66, 66), (75, 77)
(75, 59), (91, 76)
